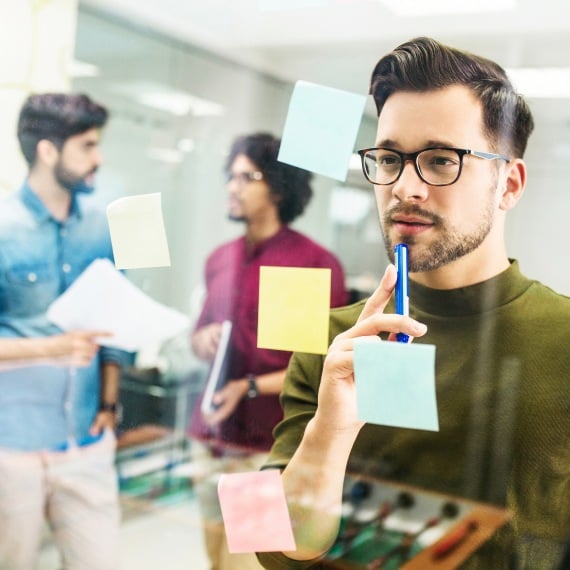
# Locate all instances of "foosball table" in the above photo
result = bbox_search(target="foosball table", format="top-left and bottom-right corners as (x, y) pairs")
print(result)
(323, 475), (510, 569)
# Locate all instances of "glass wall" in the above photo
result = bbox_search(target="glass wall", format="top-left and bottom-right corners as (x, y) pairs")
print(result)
(73, 6), (379, 321)
(38, 5), (570, 569)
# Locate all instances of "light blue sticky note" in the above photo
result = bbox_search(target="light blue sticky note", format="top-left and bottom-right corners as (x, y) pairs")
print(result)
(354, 340), (439, 431)
(278, 81), (367, 181)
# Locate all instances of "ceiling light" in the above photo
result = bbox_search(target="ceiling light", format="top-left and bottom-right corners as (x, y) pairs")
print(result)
(110, 82), (225, 117)
(376, 0), (516, 16)
(506, 67), (570, 98)
(137, 91), (224, 117)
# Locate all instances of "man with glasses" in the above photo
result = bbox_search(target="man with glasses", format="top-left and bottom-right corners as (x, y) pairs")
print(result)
(189, 132), (347, 570)
(258, 38), (570, 569)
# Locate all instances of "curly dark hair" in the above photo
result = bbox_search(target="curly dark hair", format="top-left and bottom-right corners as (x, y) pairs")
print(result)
(17, 93), (108, 166)
(225, 132), (313, 224)
(369, 37), (534, 158)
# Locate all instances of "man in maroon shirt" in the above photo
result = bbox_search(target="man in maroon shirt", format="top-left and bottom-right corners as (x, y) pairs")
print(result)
(189, 132), (347, 570)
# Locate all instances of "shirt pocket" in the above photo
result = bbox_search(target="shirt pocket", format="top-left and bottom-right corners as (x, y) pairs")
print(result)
(1, 263), (59, 317)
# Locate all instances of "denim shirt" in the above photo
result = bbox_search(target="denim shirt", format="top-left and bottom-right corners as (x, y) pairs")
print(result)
(0, 182), (126, 451)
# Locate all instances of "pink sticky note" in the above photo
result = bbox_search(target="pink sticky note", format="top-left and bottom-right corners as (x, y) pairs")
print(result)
(218, 470), (297, 553)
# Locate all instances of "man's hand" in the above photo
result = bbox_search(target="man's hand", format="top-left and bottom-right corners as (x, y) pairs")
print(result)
(0, 330), (110, 366)
(203, 379), (249, 426)
(89, 410), (117, 435)
(315, 264), (427, 436)
(191, 323), (223, 362)
(279, 265), (428, 562)
(47, 330), (110, 367)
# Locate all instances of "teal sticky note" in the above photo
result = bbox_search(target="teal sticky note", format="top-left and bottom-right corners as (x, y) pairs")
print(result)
(354, 340), (439, 431)
(278, 81), (367, 181)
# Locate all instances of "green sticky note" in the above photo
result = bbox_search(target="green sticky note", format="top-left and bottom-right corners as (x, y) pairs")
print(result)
(257, 266), (331, 354)
(278, 80), (367, 181)
(354, 340), (439, 431)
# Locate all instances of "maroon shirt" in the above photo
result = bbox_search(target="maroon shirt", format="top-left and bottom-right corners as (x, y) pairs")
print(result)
(190, 226), (347, 452)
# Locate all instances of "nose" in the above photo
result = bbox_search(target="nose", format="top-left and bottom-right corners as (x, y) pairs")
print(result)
(93, 148), (104, 167)
(227, 175), (240, 193)
(391, 161), (429, 203)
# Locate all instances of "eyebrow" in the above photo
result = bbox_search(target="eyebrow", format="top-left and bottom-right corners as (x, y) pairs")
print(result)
(374, 138), (458, 149)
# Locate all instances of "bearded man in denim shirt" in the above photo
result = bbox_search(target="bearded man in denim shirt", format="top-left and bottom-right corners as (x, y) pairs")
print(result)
(0, 93), (129, 570)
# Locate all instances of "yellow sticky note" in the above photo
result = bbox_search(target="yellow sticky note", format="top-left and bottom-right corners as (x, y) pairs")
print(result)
(257, 266), (330, 354)
(106, 193), (171, 270)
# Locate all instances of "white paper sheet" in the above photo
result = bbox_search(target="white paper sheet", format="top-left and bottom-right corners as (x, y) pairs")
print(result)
(47, 258), (189, 352)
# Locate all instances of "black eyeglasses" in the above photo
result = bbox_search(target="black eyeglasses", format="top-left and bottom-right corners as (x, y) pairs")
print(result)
(226, 171), (263, 186)
(357, 146), (510, 187)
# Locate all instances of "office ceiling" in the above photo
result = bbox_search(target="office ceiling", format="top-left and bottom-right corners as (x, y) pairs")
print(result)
(79, 0), (570, 157)
(79, 0), (570, 91)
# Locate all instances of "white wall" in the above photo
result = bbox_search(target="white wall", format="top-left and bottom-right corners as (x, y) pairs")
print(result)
(0, 0), (78, 196)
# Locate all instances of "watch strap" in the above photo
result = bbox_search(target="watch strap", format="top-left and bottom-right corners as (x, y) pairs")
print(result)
(246, 374), (258, 399)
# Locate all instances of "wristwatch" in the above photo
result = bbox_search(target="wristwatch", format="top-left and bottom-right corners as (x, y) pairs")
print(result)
(99, 402), (118, 413)
(99, 402), (123, 422)
(246, 374), (258, 399)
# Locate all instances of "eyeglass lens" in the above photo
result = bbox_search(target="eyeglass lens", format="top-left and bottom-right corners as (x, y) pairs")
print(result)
(364, 148), (462, 185)
(226, 172), (262, 185)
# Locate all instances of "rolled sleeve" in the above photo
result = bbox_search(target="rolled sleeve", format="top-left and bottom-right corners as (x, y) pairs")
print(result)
(99, 346), (134, 368)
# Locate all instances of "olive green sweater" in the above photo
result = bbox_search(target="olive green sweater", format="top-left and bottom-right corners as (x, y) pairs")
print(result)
(259, 261), (570, 569)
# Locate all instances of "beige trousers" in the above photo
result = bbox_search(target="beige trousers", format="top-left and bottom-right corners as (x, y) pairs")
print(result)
(0, 430), (120, 570)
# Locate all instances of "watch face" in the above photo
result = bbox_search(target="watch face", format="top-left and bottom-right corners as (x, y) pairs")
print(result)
(247, 376), (258, 398)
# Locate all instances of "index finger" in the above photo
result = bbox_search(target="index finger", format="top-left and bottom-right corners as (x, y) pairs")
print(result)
(357, 264), (397, 323)
(86, 331), (113, 338)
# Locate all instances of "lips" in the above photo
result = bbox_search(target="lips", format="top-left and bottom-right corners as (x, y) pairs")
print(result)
(392, 215), (433, 225)
(390, 215), (435, 236)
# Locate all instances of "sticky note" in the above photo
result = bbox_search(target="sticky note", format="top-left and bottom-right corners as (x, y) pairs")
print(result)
(257, 266), (330, 354)
(106, 192), (171, 269)
(278, 80), (367, 181)
(354, 340), (439, 431)
(218, 470), (296, 553)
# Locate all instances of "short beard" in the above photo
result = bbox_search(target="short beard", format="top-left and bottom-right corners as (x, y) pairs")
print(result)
(227, 213), (246, 222)
(54, 161), (96, 195)
(381, 198), (495, 273)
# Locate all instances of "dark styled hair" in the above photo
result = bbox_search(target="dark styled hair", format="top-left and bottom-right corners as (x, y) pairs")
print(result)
(369, 37), (534, 158)
(225, 132), (313, 224)
(17, 93), (108, 166)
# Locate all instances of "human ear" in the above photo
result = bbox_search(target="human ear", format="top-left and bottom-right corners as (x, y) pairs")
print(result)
(499, 158), (526, 211)
(36, 139), (60, 168)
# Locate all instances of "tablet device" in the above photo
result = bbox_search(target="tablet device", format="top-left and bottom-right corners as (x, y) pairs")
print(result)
(200, 320), (232, 415)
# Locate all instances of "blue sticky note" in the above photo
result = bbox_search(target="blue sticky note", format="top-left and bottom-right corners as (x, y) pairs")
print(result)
(354, 340), (439, 431)
(278, 81), (367, 181)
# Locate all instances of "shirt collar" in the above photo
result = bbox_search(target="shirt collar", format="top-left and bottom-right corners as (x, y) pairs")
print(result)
(244, 225), (289, 259)
(19, 180), (82, 223)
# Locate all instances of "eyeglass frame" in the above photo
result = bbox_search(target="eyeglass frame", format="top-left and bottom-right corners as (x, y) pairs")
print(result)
(226, 170), (264, 186)
(357, 146), (511, 187)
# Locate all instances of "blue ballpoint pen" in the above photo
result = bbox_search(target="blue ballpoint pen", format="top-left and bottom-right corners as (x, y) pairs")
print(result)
(394, 243), (409, 343)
